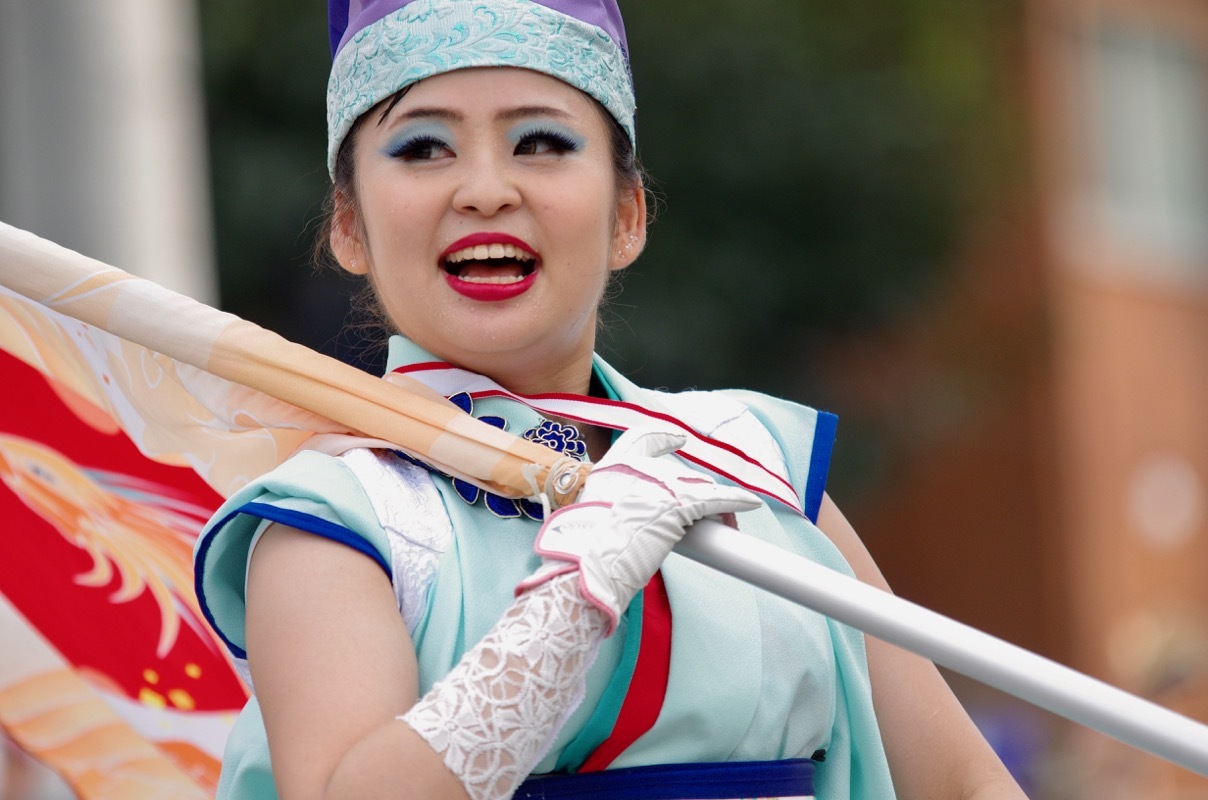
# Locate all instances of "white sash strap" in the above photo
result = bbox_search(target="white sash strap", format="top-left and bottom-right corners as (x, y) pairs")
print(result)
(389, 363), (804, 515)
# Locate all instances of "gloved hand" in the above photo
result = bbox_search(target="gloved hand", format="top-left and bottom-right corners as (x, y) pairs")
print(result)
(404, 429), (760, 799)
(516, 426), (761, 631)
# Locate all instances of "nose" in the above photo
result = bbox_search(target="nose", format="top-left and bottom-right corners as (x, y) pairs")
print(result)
(453, 151), (521, 217)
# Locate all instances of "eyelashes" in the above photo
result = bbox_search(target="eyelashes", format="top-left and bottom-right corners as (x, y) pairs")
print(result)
(386, 134), (451, 161)
(513, 127), (584, 156)
(383, 123), (586, 162)
(382, 119), (456, 161)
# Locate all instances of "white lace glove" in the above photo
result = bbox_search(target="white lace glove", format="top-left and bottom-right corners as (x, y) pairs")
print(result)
(400, 574), (606, 800)
(515, 426), (761, 631)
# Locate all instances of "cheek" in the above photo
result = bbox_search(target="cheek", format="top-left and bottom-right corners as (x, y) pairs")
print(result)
(541, 189), (616, 250)
(359, 167), (433, 220)
(362, 193), (433, 261)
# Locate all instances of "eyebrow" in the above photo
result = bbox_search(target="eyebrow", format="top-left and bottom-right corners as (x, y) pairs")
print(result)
(497, 105), (574, 123)
(395, 107), (463, 124)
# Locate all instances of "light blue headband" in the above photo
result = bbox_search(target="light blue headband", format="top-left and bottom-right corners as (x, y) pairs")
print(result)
(326, 0), (636, 178)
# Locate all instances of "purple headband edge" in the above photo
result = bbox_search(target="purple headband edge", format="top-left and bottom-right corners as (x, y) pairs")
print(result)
(330, 0), (628, 59)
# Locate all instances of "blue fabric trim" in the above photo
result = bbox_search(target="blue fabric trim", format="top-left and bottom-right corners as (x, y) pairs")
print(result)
(194, 502), (392, 661)
(194, 507), (250, 659)
(240, 502), (392, 576)
(516, 758), (815, 799)
(803, 412), (837, 524)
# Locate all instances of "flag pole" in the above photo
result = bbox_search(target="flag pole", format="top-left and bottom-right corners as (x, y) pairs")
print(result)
(0, 222), (589, 506)
(3, 221), (1207, 775)
(677, 519), (1208, 776)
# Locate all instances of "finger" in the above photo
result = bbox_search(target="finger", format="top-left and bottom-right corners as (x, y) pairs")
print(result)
(598, 426), (686, 466)
(674, 484), (762, 518)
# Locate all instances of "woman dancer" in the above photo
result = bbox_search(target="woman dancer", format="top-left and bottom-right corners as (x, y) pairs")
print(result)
(195, 1), (1027, 797)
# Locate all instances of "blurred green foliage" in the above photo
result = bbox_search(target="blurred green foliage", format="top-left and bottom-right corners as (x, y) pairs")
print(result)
(199, 0), (1020, 469)
(609, 1), (1017, 395)
(200, 0), (339, 356)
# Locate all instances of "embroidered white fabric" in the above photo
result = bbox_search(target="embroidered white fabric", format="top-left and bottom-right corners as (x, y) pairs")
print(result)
(399, 574), (608, 800)
(339, 448), (453, 632)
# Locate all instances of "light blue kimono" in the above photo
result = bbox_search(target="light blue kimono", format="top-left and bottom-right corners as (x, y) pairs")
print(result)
(194, 336), (895, 798)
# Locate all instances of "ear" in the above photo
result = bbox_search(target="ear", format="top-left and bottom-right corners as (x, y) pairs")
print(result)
(609, 184), (648, 272)
(330, 191), (369, 276)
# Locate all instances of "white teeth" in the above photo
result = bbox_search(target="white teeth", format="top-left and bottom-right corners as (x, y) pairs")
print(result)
(457, 273), (525, 285)
(445, 242), (534, 264)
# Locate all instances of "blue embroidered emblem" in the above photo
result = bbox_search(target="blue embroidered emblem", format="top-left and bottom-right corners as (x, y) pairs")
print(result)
(523, 420), (588, 461)
(436, 392), (586, 521)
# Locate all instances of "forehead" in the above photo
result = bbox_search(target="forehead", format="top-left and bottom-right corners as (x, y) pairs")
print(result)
(392, 67), (598, 117)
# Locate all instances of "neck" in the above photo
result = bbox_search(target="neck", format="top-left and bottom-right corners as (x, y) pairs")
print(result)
(464, 348), (595, 398)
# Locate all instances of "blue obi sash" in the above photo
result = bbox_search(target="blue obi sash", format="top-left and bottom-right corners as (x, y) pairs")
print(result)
(514, 759), (816, 799)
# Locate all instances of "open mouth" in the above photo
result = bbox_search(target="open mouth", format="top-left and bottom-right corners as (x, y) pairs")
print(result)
(442, 242), (537, 285)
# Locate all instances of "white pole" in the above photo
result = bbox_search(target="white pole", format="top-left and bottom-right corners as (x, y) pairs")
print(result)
(676, 519), (1208, 777)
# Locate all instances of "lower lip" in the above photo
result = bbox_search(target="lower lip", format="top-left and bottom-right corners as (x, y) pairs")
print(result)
(445, 271), (536, 302)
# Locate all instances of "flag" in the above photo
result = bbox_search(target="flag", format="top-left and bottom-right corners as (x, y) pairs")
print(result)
(0, 221), (590, 796)
(0, 319), (249, 797)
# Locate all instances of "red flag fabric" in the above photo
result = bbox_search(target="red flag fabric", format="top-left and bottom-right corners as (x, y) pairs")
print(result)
(0, 345), (246, 796)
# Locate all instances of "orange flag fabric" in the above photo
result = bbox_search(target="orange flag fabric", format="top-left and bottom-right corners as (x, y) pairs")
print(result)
(0, 222), (588, 796)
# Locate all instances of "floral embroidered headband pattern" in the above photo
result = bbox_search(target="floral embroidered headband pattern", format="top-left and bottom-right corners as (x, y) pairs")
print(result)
(326, 0), (636, 177)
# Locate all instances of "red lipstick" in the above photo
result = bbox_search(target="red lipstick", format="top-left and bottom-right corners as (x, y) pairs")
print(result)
(444, 271), (537, 301)
(441, 232), (538, 302)
(440, 232), (537, 261)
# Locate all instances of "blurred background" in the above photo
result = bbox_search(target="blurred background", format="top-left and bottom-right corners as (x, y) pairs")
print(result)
(2, 0), (1208, 796)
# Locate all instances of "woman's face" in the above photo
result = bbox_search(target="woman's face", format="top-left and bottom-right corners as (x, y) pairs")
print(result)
(333, 67), (645, 393)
